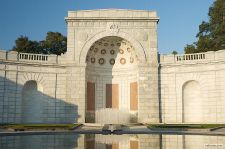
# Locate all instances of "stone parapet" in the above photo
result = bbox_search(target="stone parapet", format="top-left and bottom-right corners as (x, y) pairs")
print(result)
(160, 50), (225, 64)
(0, 50), (70, 65)
(66, 9), (159, 21)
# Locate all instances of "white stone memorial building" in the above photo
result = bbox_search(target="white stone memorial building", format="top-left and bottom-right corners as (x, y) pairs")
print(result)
(0, 9), (225, 124)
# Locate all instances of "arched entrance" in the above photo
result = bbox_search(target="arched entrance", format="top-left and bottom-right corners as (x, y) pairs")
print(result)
(183, 80), (203, 123)
(22, 80), (43, 123)
(85, 36), (139, 123)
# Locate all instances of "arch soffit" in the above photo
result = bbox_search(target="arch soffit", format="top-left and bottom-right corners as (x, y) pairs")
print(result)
(79, 30), (147, 64)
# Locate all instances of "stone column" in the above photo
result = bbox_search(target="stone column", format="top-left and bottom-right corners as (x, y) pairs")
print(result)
(138, 63), (159, 123)
(66, 66), (86, 123)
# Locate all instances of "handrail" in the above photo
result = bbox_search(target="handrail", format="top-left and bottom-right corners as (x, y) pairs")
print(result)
(176, 53), (206, 61)
(19, 53), (49, 61)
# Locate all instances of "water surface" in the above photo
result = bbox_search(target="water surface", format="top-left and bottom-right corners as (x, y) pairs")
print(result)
(0, 134), (224, 149)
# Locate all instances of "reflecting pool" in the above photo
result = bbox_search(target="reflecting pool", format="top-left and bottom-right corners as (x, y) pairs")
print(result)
(0, 134), (224, 149)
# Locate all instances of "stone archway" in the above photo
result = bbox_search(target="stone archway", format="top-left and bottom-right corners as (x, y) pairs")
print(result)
(79, 30), (147, 65)
(182, 80), (202, 123)
(85, 36), (139, 123)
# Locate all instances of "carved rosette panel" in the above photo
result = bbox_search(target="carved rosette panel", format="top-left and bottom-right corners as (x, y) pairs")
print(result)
(86, 36), (138, 67)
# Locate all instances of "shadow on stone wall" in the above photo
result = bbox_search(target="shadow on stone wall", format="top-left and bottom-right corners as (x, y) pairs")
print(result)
(158, 64), (163, 123)
(0, 76), (79, 124)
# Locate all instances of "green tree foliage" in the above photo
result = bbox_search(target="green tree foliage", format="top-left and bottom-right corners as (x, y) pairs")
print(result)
(12, 32), (67, 55)
(184, 44), (198, 53)
(171, 50), (178, 55)
(184, 0), (225, 53)
(43, 32), (67, 55)
(12, 36), (41, 54)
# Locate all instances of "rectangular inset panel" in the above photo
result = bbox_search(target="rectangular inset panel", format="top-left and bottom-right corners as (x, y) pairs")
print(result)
(87, 82), (95, 111)
(106, 84), (112, 108)
(106, 84), (119, 108)
(112, 143), (119, 149)
(130, 140), (138, 149)
(130, 82), (138, 111)
(105, 144), (119, 149)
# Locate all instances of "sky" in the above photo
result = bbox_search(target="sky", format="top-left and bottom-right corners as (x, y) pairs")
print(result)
(0, 0), (214, 54)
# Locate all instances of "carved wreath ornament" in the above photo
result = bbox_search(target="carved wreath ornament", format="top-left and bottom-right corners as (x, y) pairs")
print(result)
(107, 23), (119, 34)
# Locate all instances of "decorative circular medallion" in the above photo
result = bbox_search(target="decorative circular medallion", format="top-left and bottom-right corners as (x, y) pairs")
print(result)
(119, 49), (124, 54)
(111, 43), (115, 47)
(130, 57), (134, 63)
(127, 48), (131, 53)
(120, 58), (126, 64)
(110, 50), (115, 55)
(109, 58), (115, 65)
(94, 48), (98, 53)
(101, 49), (106, 54)
(91, 58), (95, 63)
(117, 43), (121, 46)
(107, 22), (119, 33)
(99, 58), (105, 65)
(104, 43), (108, 46)
(98, 42), (102, 45)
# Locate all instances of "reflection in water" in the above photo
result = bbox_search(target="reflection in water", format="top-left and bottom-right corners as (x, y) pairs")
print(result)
(0, 134), (225, 149)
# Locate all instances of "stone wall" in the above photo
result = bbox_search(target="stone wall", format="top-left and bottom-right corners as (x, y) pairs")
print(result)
(0, 51), (78, 123)
(160, 50), (225, 123)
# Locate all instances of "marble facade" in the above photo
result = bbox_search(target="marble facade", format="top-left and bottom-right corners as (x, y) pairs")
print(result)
(0, 9), (225, 124)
